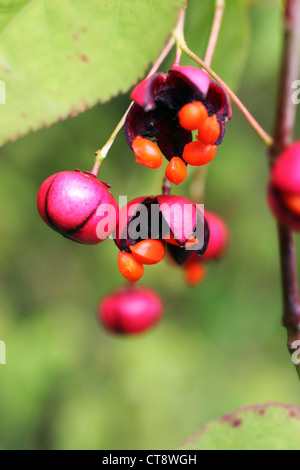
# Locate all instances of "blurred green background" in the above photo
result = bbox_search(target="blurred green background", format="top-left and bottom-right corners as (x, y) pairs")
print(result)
(0, 0), (300, 450)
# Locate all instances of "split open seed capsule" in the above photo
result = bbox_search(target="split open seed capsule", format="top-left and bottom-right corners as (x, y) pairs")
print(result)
(125, 65), (231, 166)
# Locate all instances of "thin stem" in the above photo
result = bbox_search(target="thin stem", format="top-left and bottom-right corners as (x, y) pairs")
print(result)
(179, 44), (274, 147)
(204, 0), (225, 66)
(174, 46), (182, 67)
(160, 4), (187, 195)
(270, 0), (300, 162)
(94, 100), (133, 162)
(277, 226), (300, 380)
(162, 177), (171, 195)
(269, 0), (300, 381)
(192, 0), (226, 203)
(173, 5), (186, 67)
(172, 4), (186, 46)
(190, 165), (209, 203)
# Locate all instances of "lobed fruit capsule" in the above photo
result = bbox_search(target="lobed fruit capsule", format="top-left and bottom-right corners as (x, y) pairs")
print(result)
(125, 66), (231, 167)
(99, 285), (163, 335)
(178, 101), (208, 131)
(197, 115), (220, 145)
(37, 170), (119, 244)
(165, 157), (187, 185)
(132, 136), (163, 169)
(129, 239), (165, 265)
(182, 141), (217, 166)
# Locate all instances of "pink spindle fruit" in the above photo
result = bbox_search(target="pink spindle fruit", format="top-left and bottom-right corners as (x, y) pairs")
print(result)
(37, 170), (119, 244)
(99, 285), (163, 335)
(268, 142), (300, 231)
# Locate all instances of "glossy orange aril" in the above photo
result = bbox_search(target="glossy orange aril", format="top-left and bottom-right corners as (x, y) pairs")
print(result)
(118, 251), (144, 282)
(178, 101), (208, 131)
(282, 193), (300, 216)
(130, 239), (165, 265)
(197, 115), (220, 145)
(184, 262), (206, 286)
(165, 157), (187, 185)
(132, 136), (163, 169)
(182, 141), (217, 166)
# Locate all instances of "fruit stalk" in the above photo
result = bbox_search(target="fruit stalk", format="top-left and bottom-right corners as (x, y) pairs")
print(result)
(162, 177), (171, 195)
(204, 0), (225, 67)
(269, 0), (300, 380)
(178, 47), (273, 147)
(191, 0), (226, 203)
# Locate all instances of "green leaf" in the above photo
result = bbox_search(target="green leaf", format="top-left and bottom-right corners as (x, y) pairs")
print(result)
(0, 1), (31, 30)
(0, 0), (184, 147)
(180, 404), (300, 450)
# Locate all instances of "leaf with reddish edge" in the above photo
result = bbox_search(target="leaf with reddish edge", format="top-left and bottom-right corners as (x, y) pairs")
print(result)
(180, 403), (300, 450)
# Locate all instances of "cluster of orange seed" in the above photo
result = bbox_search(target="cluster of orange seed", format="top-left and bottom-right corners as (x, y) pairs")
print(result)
(131, 101), (220, 186)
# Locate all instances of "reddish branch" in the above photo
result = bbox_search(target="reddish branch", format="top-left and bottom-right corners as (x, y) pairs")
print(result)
(269, 0), (300, 378)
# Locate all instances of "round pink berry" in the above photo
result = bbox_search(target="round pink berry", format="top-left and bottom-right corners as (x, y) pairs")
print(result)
(98, 285), (163, 335)
(268, 142), (300, 231)
(37, 170), (119, 244)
